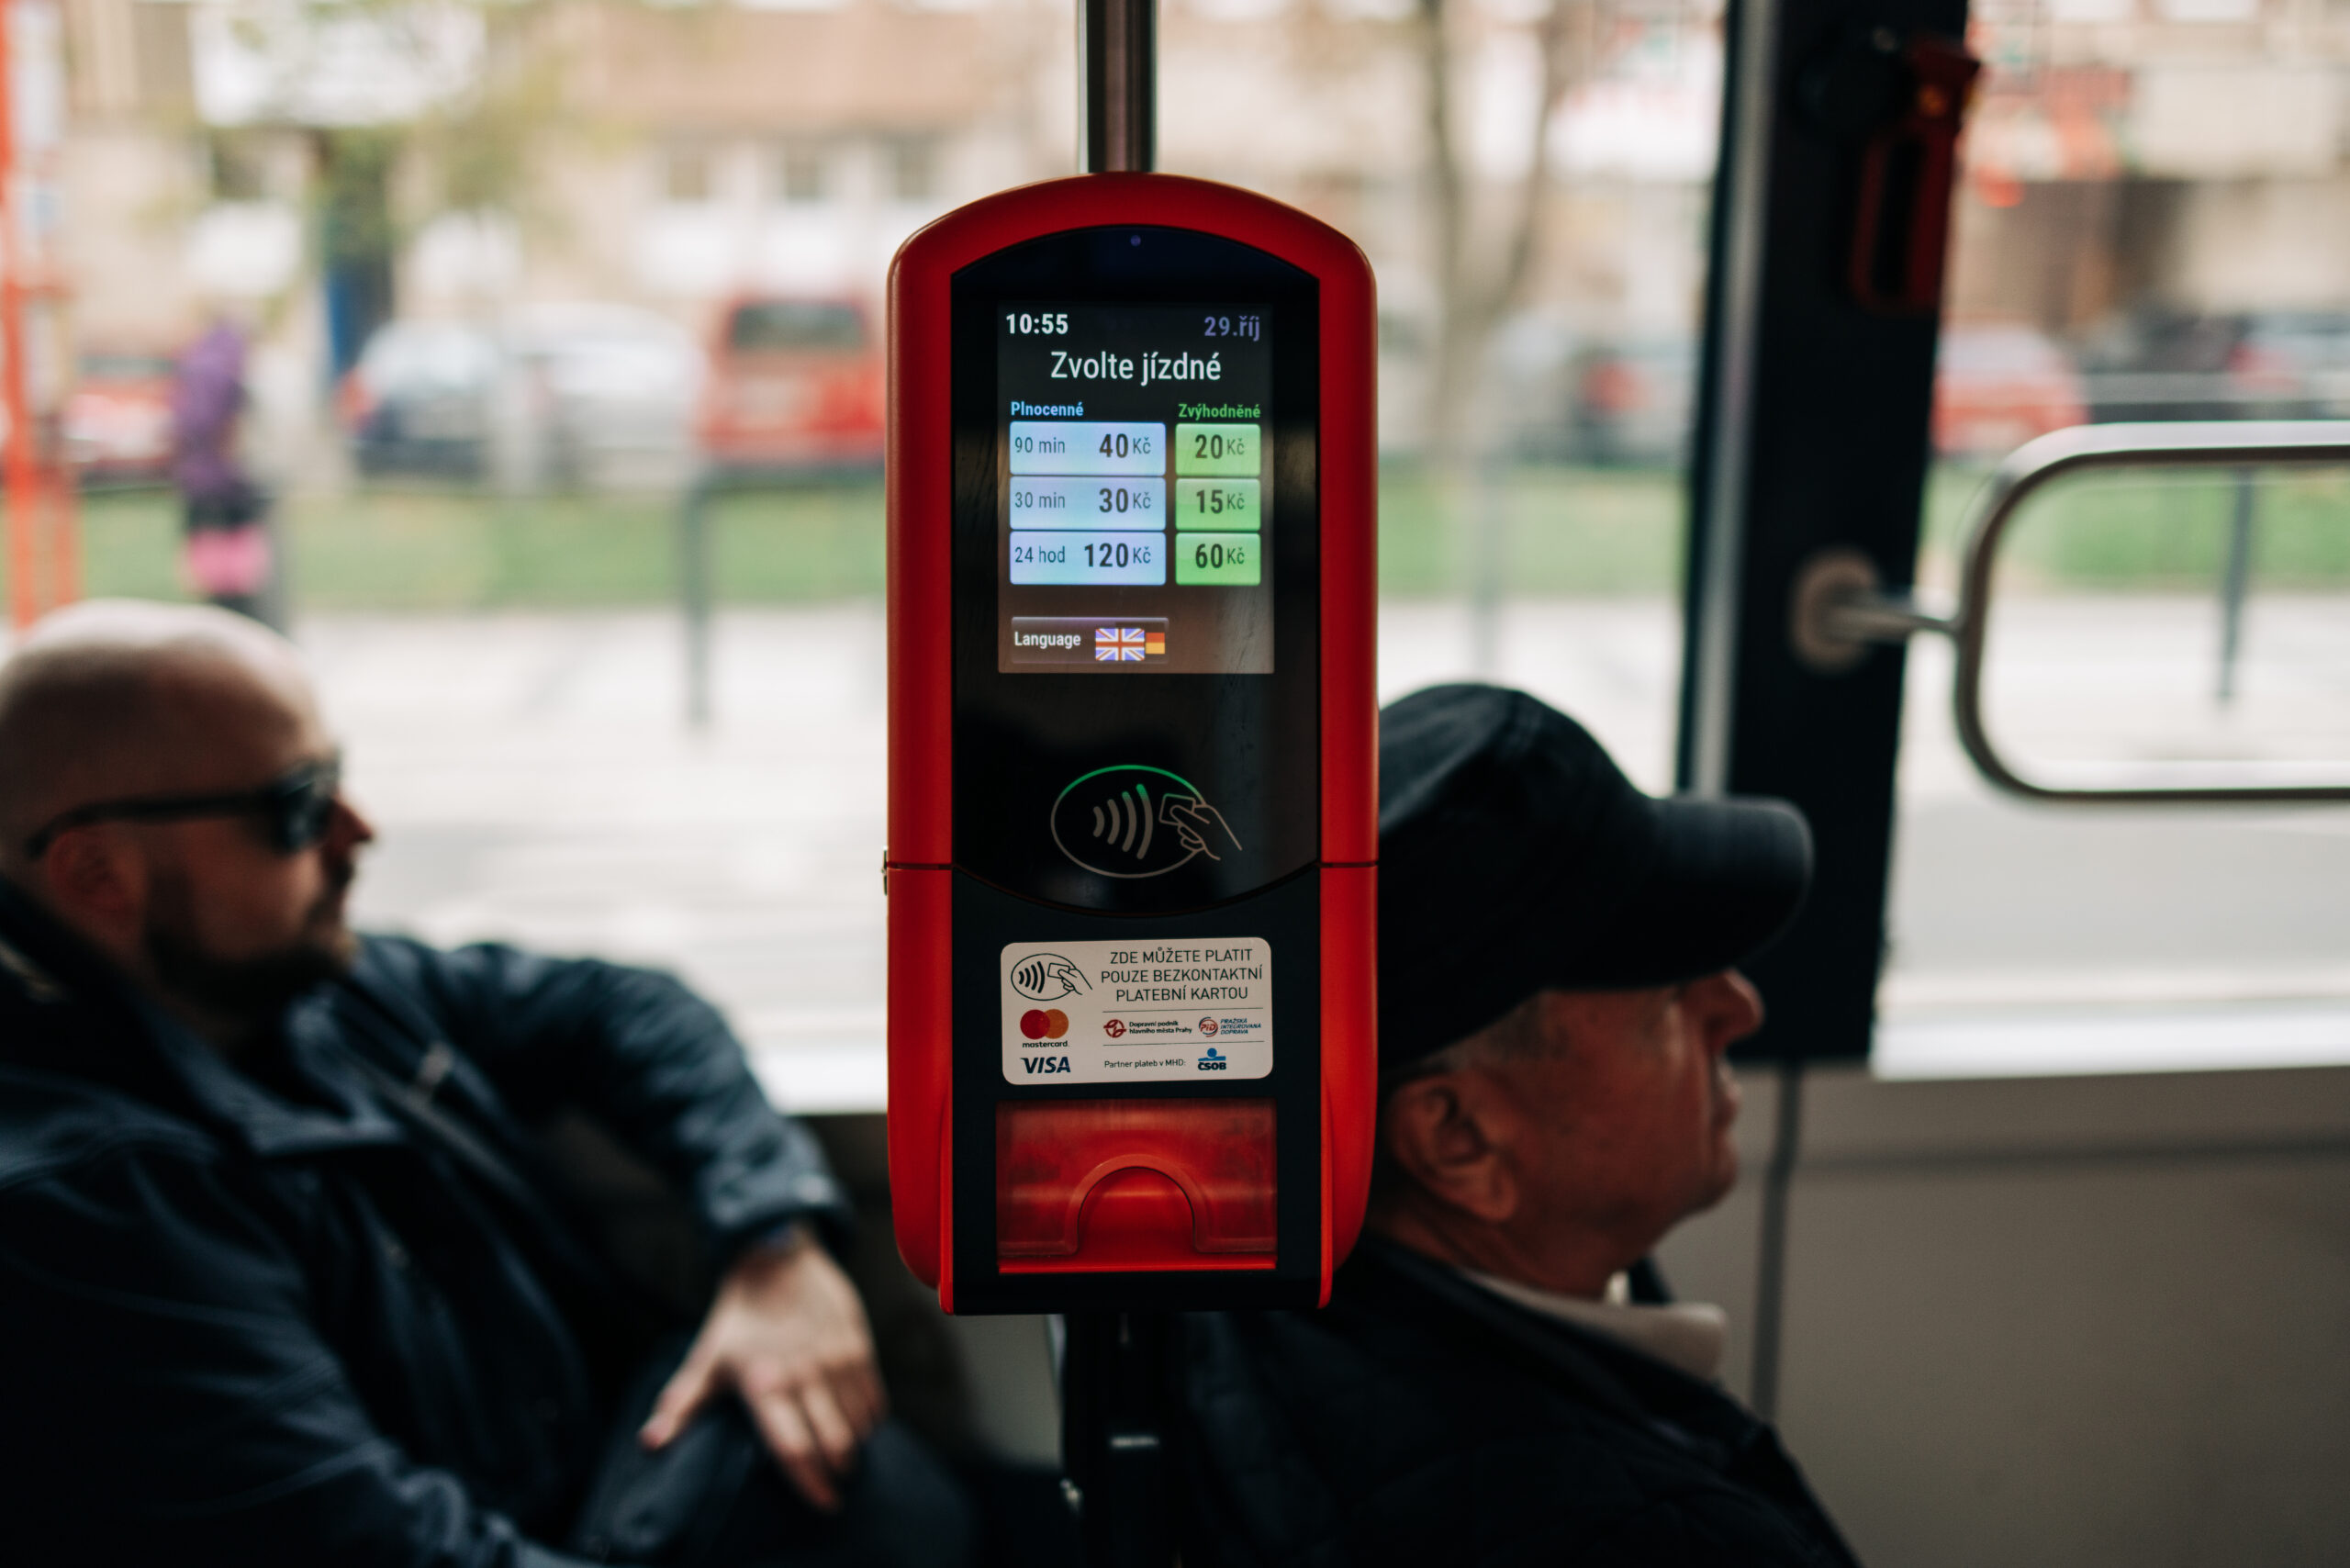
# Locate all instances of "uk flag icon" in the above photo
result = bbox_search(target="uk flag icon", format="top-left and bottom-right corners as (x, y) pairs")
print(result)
(1095, 626), (1147, 661)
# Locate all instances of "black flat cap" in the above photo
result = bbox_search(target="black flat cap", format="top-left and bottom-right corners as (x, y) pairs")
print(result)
(1378, 684), (1813, 1068)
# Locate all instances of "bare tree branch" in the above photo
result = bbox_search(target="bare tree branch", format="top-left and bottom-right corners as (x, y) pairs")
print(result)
(1419, 0), (1589, 459)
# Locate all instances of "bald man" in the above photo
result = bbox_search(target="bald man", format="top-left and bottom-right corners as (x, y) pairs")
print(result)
(0, 602), (973, 1567)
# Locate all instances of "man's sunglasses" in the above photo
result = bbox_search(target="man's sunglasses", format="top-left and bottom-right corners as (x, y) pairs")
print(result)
(24, 757), (344, 860)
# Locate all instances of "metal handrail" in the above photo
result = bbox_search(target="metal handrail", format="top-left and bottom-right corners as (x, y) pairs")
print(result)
(1796, 420), (2350, 804)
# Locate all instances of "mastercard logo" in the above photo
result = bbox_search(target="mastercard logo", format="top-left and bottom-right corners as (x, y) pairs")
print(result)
(1019, 1008), (1069, 1041)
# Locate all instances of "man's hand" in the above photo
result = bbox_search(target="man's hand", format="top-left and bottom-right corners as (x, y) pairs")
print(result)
(638, 1226), (886, 1511)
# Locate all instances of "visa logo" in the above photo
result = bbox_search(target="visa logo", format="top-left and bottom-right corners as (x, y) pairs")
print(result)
(1024, 1055), (1072, 1074)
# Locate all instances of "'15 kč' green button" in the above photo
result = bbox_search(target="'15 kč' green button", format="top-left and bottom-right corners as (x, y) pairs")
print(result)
(1176, 532), (1261, 586)
(1174, 478), (1261, 531)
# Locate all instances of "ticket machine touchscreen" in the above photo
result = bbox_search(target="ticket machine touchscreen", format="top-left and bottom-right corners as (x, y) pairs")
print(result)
(998, 302), (1276, 675)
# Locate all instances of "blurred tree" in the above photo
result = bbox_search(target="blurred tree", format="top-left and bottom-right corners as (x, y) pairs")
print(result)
(317, 129), (399, 377)
(1413, 0), (1599, 663)
(1416, 0), (1592, 465)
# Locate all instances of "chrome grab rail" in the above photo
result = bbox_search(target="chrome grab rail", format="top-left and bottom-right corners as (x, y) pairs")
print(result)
(1791, 420), (2350, 804)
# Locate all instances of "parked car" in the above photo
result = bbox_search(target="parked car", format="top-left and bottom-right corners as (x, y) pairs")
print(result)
(1483, 312), (1582, 463)
(2070, 308), (2350, 424)
(507, 301), (703, 491)
(2073, 308), (2258, 423)
(1566, 335), (1695, 466)
(698, 297), (884, 473)
(1931, 321), (2087, 459)
(66, 347), (179, 486)
(2225, 310), (2350, 418)
(341, 306), (704, 488)
(341, 319), (502, 480)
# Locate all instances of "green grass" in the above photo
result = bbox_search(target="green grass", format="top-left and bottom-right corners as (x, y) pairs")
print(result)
(41, 468), (1690, 613)
(1376, 465), (1687, 597)
(22, 458), (2340, 616)
(1923, 464), (2350, 590)
(52, 484), (891, 613)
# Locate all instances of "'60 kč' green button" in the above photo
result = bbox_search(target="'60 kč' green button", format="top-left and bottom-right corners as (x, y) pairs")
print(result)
(1175, 532), (1260, 586)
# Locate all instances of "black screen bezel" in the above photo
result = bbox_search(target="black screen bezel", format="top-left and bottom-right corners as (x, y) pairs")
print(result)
(949, 227), (1323, 915)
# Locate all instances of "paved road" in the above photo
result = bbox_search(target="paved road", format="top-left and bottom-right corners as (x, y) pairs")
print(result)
(317, 597), (2350, 1108)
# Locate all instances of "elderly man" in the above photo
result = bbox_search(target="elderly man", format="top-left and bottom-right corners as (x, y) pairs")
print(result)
(1174, 684), (1860, 1567)
(0, 601), (971, 1566)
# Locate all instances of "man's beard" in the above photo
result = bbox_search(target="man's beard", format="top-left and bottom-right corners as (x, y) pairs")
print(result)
(144, 867), (357, 1024)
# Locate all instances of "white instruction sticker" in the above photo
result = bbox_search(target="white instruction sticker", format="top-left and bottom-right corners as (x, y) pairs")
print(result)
(1000, 937), (1272, 1084)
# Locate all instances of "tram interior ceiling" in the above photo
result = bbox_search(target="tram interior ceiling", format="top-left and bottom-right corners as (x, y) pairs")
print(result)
(9, 0), (2350, 1562)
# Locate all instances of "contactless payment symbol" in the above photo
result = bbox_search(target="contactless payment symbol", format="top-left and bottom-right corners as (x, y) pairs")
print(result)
(1010, 953), (1089, 1001)
(1051, 764), (1243, 879)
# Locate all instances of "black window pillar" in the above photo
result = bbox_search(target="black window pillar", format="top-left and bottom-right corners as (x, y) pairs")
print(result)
(1680, 0), (1973, 1064)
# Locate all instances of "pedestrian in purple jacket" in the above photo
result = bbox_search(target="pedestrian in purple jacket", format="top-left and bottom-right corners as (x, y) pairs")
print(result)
(173, 318), (274, 622)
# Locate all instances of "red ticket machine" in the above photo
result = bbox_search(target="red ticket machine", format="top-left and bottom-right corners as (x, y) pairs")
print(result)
(886, 174), (1377, 1313)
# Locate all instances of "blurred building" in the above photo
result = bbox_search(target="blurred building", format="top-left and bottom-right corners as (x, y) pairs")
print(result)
(50, 0), (1732, 469)
(60, 0), (1045, 355)
(1953, 0), (2350, 329)
(62, 0), (2350, 474)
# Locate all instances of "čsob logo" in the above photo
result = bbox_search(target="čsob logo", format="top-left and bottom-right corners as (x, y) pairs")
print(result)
(1198, 1047), (1228, 1071)
(1050, 765), (1243, 880)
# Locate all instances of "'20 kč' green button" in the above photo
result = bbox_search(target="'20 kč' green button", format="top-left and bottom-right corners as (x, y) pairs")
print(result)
(1174, 422), (1261, 476)
(1176, 532), (1260, 586)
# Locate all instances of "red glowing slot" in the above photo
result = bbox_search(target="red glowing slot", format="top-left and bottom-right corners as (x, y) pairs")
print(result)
(996, 1099), (1277, 1273)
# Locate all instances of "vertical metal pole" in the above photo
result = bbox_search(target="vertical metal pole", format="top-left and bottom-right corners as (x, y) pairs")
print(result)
(1067, 15), (1169, 1562)
(1748, 1058), (1805, 1422)
(2216, 467), (2254, 706)
(1061, 1311), (1176, 1568)
(681, 474), (714, 728)
(1080, 0), (1156, 174)
(1680, 0), (1783, 795)
(1468, 450), (1505, 676)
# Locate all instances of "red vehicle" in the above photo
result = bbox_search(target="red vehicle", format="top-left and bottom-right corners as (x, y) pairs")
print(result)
(698, 297), (884, 472)
(1931, 320), (2087, 458)
(65, 347), (179, 486)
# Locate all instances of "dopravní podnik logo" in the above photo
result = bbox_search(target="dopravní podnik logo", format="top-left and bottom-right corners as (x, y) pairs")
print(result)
(1050, 764), (1243, 879)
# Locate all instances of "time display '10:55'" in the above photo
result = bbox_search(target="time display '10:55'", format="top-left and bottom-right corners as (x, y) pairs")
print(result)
(1005, 311), (1069, 334)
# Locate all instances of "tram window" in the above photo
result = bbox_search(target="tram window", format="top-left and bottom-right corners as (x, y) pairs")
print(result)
(1882, 8), (2350, 1076)
(3, 0), (1723, 1114)
(1183, 0), (1723, 786)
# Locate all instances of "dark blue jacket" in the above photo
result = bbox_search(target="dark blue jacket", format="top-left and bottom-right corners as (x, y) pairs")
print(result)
(0, 885), (850, 1567)
(1174, 1242), (1863, 1567)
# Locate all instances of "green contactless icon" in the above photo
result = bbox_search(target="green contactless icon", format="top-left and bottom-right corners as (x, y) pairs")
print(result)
(1049, 764), (1244, 879)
